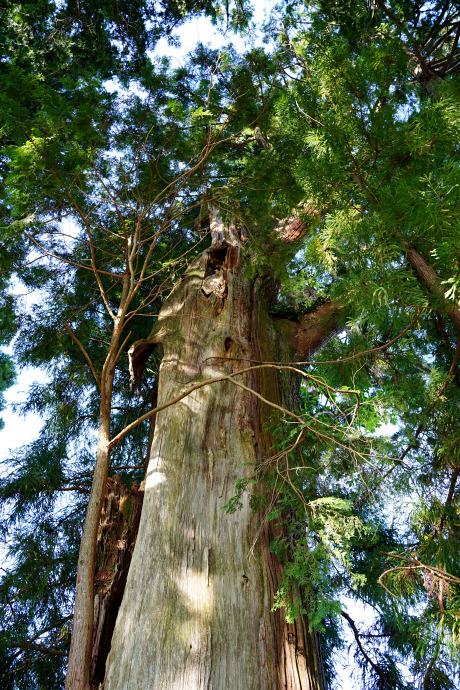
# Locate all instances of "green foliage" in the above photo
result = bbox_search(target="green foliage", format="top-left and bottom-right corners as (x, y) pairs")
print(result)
(2, 0), (460, 686)
(270, 496), (370, 628)
(0, 1), (273, 686)
(219, 1), (460, 686)
(0, 351), (15, 431)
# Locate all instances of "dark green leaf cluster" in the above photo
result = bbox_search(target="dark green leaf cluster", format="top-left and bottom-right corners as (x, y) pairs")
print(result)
(216, 2), (460, 686)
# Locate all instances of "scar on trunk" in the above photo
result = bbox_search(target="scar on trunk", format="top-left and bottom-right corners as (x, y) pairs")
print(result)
(128, 340), (160, 396)
(202, 243), (232, 300)
(205, 244), (229, 275)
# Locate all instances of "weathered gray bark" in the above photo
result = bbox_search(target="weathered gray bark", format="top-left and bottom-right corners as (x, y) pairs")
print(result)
(103, 221), (327, 689)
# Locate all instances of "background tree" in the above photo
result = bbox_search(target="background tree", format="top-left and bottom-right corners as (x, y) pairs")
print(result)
(243, 2), (460, 686)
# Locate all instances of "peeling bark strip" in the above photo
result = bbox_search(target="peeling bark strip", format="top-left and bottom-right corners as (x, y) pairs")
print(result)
(90, 476), (144, 688)
(103, 217), (330, 689)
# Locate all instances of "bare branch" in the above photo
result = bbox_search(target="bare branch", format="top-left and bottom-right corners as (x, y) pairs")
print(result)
(64, 322), (101, 391)
(341, 610), (386, 681)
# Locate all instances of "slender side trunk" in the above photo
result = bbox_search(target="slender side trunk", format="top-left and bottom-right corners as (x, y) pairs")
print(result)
(66, 414), (112, 690)
(66, 259), (135, 690)
(67, 272), (131, 689)
(103, 227), (328, 689)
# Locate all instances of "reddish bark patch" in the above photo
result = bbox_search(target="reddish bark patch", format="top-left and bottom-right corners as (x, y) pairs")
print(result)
(275, 204), (321, 244)
(406, 246), (460, 335)
(277, 218), (305, 244)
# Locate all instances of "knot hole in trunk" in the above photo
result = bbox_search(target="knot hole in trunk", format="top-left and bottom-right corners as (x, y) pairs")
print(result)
(205, 243), (228, 277)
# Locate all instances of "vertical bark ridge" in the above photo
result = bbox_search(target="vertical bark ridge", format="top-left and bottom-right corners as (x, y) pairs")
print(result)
(250, 283), (325, 690)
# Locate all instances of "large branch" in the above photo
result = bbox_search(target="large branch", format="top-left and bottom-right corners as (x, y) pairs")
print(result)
(406, 246), (460, 336)
(292, 300), (343, 360)
(341, 610), (386, 682)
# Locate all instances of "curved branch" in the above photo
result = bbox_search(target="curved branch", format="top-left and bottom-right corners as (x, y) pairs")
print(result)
(109, 367), (304, 449)
(341, 610), (386, 681)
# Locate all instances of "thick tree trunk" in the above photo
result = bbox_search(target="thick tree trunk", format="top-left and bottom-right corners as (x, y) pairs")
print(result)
(103, 224), (326, 689)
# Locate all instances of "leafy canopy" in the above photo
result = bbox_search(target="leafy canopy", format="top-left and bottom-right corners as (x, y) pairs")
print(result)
(1, 0), (460, 688)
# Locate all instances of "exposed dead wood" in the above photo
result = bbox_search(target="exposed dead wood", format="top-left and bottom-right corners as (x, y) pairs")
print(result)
(90, 476), (144, 688)
(128, 339), (158, 395)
